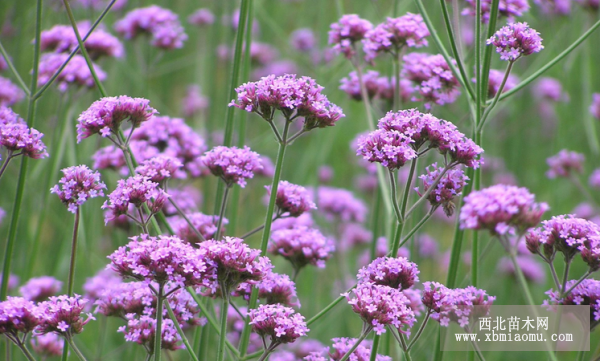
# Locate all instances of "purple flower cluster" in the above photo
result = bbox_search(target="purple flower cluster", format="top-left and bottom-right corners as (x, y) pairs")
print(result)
(357, 257), (420, 290)
(546, 149), (584, 178)
(339, 70), (401, 101)
(487, 22), (544, 61)
(135, 155), (183, 183)
(229, 74), (345, 129)
(40, 21), (124, 59)
(305, 337), (392, 361)
(198, 237), (273, 296)
(76, 95), (157, 143)
(533, 77), (564, 102)
(590, 169), (600, 189)
(482, 69), (519, 97)
(249, 304), (308, 345)
(51, 165), (106, 213)
(115, 5), (187, 49)
(202, 145), (263, 187)
(102, 175), (169, 222)
(526, 215), (600, 268)
(108, 234), (214, 290)
(460, 184), (548, 236)
(415, 164), (469, 216)
(316, 186), (368, 223)
(119, 314), (181, 350)
(402, 52), (461, 107)
(169, 212), (226, 244)
(422, 282), (495, 327)
(36, 295), (95, 335)
(0, 297), (40, 336)
(534, 0), (572, 14)
(234, 272), (300, 308)
(162, 185), (202, 216)
(290, 28), (317, 52)
(267, 181), (316, 217)
(0, 76), (24, 107)
(363, 14), (429, 62)
(590, 93), (600, 120)
(0, 107), (48, 159)
(181, 85), (209, 118)
(30, 333), (63, 357)
(463, 0), (530, 23)
(545, 279), (600, 329)
(72, 0), (127, 11)
(37, 53), (106, 92)
(19, 276), (62, 302)
(328, 14), (373, 59)
(269, 226), (335, 271)
(188, 8), (215, 27)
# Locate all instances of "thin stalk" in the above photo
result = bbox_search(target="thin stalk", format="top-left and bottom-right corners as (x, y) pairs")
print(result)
(464, 327), (486, 361)
(396, 210), (434, 251)
(389, 169), (403, 224)
(562, 271), (592, 299)
(370, 335), (380, 361)
(339, 329), (372, 361)
(1, 0), (43, 302)
(216, 186), (231, 240)
(217, 295), (230, 361)
(393, 51), (402, 111)
(407, 311), (431, 350)
(478, 61), (514, 131)
(241, 224), (265, 239)
(154, 284), (164, 361)
(0, 41), (30, 96)
(398, 333), (412, 361)
(67, 209), (81, 296)
(404, 163), (453, 220)
(0, 154), (14, 180)
(391, 159), (418, 255)
(15, 339), (36, 361)
(494, 18), (600, 103)
(353, 64), (376, 131)
(561, 259), (572, 295)
(66, 337), (88, 361)
(548, 261), (562, 290)
(307, 293), (347, 326)
(480, 0), (501, 106)
(257, 343), (279, 361)
(167, 198), (205, 242)
(165, 301), (199, 361)
(370, 186), (383, 260)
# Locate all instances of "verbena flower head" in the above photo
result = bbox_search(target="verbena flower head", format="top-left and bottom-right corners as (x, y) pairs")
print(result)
(0, 110), (48, 159)
(339, 70), (384, 101)
(590, 169), (600, 189)
(534, 77), (565, 102)
(115, 5), (187, 49)
(546, 149), (584, 178)
(37, 53), (106, 92)
(402, 53), (461, 107)
(76, 95), (157, 143)
(460, 184), (548, 236)
(40, 21), (124, 59)
(163, 185), (202, 216)
(30, 333), (63, 357)
(0, 297), (40, 336)
(0, 76), (25, 107)
(51, 165), (106, 213)
(290, 28), (317, 52)
(181, 85), (209, 118)
(36, 295), (94, 335)
(102, 175), (168, 222)
(533, 0), (571, 15)
(235, 272), (300, 308)
(249, 304), (308, 345)
(108, 234), (214, 290)
(357, 257), (420, 290)
(202, 145), (262, 188)
(119, 314), (181, 351)
(355, 129), (417, 170)
(82, 269), (121, 307)
(545, 279), (600, 329)
(72, 0), (128, 11)
(198, 237), (273, 296)
(19, 276), (62, 302)
(343, 283), (416, 335)
(415, 164), (469, 216)
(463, 0), (530, 23)
(363, 14), (429, 62)
(188, 8), (215, 26)
(525, 215), (600, 265)
(229, 74), (345, 129)
(423, 283), (496, 327)
(309, 337), (392, 361)
(135, 155), (183, 183)
(328, 14), (373, 59)
(590, 93), (600, 120)
(94, 281), (152, 317)
(169, 212), (226, 244)
(487, 22), (543, 61)
(269, 226), (335, 271)
(267, 180), (316, 217)
(317, 186), (368, 223)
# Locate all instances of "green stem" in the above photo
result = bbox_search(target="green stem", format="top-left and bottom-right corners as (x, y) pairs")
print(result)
(0, 41), (30, 96)
(306, 293), (348, 326)
(404, 163), (453, 220)
(393, 50), (402, 111)
(339, 328), (372, 361)
(389, 169), (403, 224)
(395, 209), (434, 253)
(560, 259), (572, 295)
(480, 0), (501, 108)
(493, 17), (600, 103)
(353, 63), (376, 131)
(67, 209), (81, 296)
(216, 186), (231, 240)
(407, 311), (431, 350)
(14, 338), (36, 361)
(165, 301), (199, 361)
(370, 335), (380, 361)
(217, 294), (230, 361)
(562, 271), (592, 299)
(391, 159), (418, 255)
(66, 337), (88, 361)
(370, 187), (383, 260)
(167, 198), (205, 242)
(548, 261), (562, 290)
(478, 61), (514, 132)
(154, 284), (164, 361)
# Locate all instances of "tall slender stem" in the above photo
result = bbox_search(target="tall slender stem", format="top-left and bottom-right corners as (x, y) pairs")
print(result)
(165, 301), (199, 361)
(393, 50), (402, 111)
(15, 339), (36, 361)
(353, 63), (375, 131)
(404, 163), (453, 220)
(548, 261), (562, 290)
(0, 41), (29, 96)
(478, 61), (514, 131)
(167, 198), (206, 242)
(66, 337), (88, 361)
(306, 293), (348, 326)
(562, 271), (592, 299)
(395, 209), (434, 251)
(217, 294), (230, 361)
(391, 159), (418, 255)
(370, 335), (380, 361)
(216, 186), (231, 240)
(153, 284), (164, 361)
(561, 259), (572, 295)
(407, 311), (431, 350)
(0, 154), (14, 180)
(67, 209), (81, 296)
(389, 170), (403, 224)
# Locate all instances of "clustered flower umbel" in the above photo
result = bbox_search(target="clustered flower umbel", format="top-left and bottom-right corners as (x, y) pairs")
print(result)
(40, 21), (124, 59)
(51, 165), (106, 213)
(202, 145), (263, 188)
(0, 106), (48, 160)
(402, 52), (461, 107)
(36, 295), (95, 337)
(526, 215), (600, 270)
(229, 74), (345, 130)
(19, 276), (62, 302)
(290, 28), (317, 52)
(269, 226), (335, 273)
(102, 174), (169, 223)
(545, 279), (600, 330)
(249, 304), (308, 347)
(37, 53), (106, 92)
(422, 282), (495, 327)
(135, 155), (183, 184)
(328, 14), (373, 59)
(316, 186), (368, 223)
(266, 180), (316, 217)
(546, 149), (585, 179)
(0, 76), (25, 107)
(0, 297), (40, 340)
(305, 337), (392, 361)
(339, 70), (406, 102)
(357, 257), (420, 291)
(234, 272), (300, 308)
(188, 8), (215, 27)
(169, 212), (227, 244)
(463, 0), (530, 23)
(459, 184), (548, 238)
(487, 22), (544, 61)
(76, 95), (157, 143)
(115, 5), (187, 49)
(363, 13), (429, 62)
(415, 164), (469, 216)
(356, 109), (483, 170)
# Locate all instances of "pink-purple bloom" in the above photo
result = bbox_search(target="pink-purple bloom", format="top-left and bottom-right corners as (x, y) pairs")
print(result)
(19, 276), (62, 302)
(0, 76), (24, 107)
(328, 14), (373, 59)
(102, 175), (169, 222)
(40, 21), (124, 59)
(249, 304), (308, 345)
(546, 149), (584, 178)
(533, 77), (564, 102)
(534, 0), (572, 14)
(357, 257), (420, 290)
(135, 155), (183, 183)
(188, 8), (215, 27)
(0, 297), (40, 336)
(290, 28), (317, 52)
(415, 164), (469, 216)
(402, 52), (461, 107)
(269, 226), (335, 272)
(30, 333), (63, 357)
(267, 181), (316, 217)
(316, 186), (368, 223)
(307, 337), (392, 361)
(119, 314), (181, 350)
(589, 168), (600, 189)
(0, 107), (48, 159)
(545, 279), (600, 329)
(37, 53), (106, 92)
(234, 272), (300, 308)
(339, 70), (394, 101)
(463, 0), (530, 23)
(36, 295), (94, 335)
(115, 5), (187, 49)
(363, 14), (429, 62)
(487, 22), (544, 61)
(51, 165), (106, 213)
(169, 212), (226, 244)
(182, 85), (209, 118)
(460, 184), (548, 236)
(590, 93), (600, 120)
(202, 145), (263, 188)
